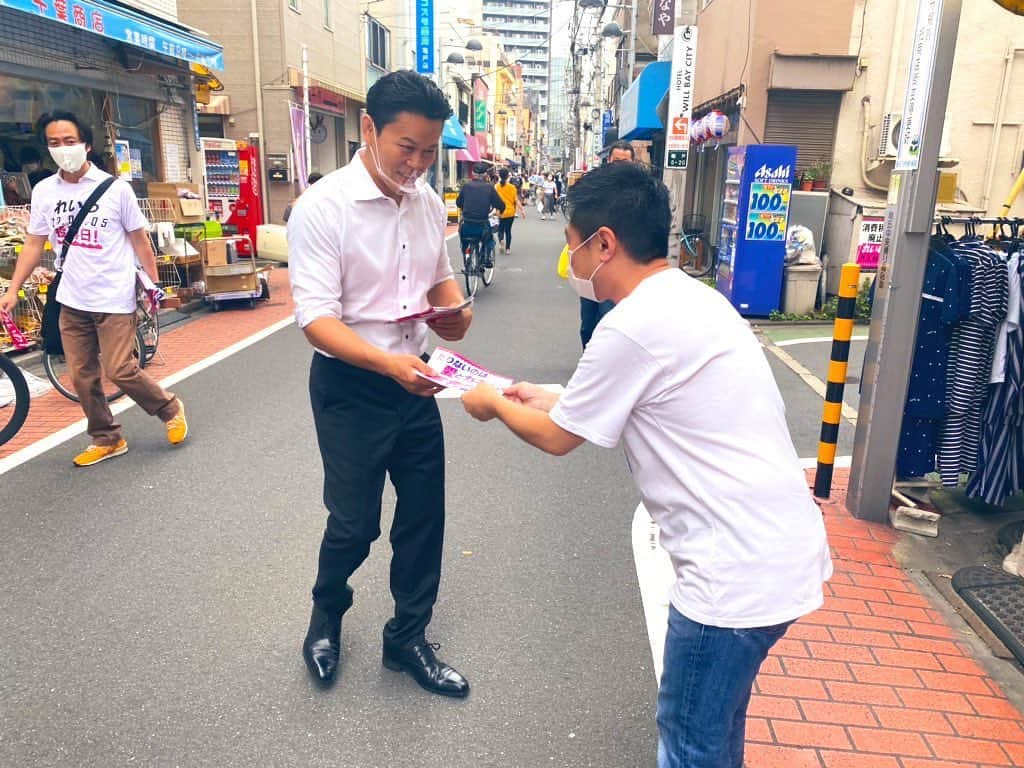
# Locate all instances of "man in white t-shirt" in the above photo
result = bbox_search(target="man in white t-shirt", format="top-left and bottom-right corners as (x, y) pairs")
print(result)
(462, 161), (831, 768)
(0, 112), (188, 466)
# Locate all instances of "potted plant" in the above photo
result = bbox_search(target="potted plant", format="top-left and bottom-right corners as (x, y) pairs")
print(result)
(799, 171), (815, 192)
(809, 159), (832, 191)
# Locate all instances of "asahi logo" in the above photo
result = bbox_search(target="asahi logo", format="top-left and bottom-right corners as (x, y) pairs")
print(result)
(753, 164), (791, 181)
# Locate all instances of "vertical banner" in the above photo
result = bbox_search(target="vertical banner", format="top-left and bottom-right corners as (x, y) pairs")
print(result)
(416, 0), (435, 75)
(651, 0), (676, 35)
(664, 25), (697, 170)
(473, 77), (489, 133)
(895, 0), (942, 171)
(289, 104), (309, 189)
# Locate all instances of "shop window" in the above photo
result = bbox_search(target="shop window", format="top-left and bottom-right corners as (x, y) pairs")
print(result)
(367, 17), (390, 71)
(109, 94), (160, 183)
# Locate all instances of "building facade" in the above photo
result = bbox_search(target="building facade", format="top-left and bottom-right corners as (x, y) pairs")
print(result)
(482, 0), (551, 150)
(178, 0), (369, 224)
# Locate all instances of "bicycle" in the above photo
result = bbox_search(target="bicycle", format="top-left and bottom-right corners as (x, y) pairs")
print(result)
(459, 218), (497, 297)
(0, 352), (30, 447)
(678, 214), (716, 279)
(43, 287), (160, 403)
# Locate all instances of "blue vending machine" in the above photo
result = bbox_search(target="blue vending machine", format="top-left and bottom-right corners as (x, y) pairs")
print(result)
(716, 144), (798, 315)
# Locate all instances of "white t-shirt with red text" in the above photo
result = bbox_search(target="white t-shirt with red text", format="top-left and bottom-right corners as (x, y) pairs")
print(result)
(28, 164), (148, 314)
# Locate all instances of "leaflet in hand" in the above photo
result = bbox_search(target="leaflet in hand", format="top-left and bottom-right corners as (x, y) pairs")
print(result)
(416, 347), (514, 392)
(393, 297), (473, 324)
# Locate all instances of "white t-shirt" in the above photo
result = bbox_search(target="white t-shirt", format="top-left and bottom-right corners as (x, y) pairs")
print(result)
(28, 164), (148, 314)
(550, 269), (832, 629)
(543, 180), (556, 195)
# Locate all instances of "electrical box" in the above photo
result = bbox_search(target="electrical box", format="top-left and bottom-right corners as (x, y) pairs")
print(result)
(267, 153), (291, 183)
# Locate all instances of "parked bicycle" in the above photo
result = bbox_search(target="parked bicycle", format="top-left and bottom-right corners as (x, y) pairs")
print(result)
(0, 352), (30, 447)
(43, 287), (160, 403)
(678, 214), (716, 279)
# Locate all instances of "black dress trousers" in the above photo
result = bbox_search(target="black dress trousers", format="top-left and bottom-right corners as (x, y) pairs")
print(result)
(308, 352), (446, 646)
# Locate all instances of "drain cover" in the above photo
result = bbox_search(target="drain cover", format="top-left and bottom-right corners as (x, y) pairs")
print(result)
(952, 566), (1024, 665)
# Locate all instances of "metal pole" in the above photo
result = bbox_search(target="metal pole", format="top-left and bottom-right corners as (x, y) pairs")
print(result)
(848, 0), (963, 522)
(627, 0), (638, 82)
(248, 0), (269, 223)
(302, 44), (312, 190)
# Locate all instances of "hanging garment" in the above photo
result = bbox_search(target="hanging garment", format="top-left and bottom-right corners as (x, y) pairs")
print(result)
(897, 245), (963, 478)
(937, 240), (1008, 485)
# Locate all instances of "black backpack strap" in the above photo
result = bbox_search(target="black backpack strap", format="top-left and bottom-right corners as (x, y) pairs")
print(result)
(58, 176), (116, 270)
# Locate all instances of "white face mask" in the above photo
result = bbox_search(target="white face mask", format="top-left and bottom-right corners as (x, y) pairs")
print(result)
(365, 129), (422, 195)
(566, 231), (604, 302)
(49, 143), (88, 174)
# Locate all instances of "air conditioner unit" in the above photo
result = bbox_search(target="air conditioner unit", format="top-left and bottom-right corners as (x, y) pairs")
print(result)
(878, 111), (953, 159)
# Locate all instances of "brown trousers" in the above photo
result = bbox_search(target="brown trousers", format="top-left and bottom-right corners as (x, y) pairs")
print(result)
(59, 306), (178, 446)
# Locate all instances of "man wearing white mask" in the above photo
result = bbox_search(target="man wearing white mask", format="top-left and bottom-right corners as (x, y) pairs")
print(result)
(462, 161), (831, 767)
(288, 70), (473, 696)
(0, 111), (187, 466)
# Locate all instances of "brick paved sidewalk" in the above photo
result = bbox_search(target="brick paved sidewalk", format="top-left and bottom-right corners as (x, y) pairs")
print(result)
(0, 267), (296, 463)
(746, 469), (1024, 768)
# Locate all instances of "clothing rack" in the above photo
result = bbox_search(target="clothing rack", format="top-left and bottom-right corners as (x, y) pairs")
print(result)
(936, 216), (1024, 226)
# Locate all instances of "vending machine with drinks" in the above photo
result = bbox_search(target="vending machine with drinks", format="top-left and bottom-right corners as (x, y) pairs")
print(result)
(716, 144), (797, 316)
(199, 138), (264, 256)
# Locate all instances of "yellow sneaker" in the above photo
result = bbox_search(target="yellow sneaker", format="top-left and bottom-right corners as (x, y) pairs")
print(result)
(73, 439), (128, 467)
(166, 399), (188, 445)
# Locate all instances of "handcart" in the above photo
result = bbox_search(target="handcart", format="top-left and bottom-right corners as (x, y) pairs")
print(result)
(200, 235), (273, 311)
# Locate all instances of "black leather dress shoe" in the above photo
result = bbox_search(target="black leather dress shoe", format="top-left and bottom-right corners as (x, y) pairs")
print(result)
(302, 605), (342, 686)
(382, 640), (470, 698)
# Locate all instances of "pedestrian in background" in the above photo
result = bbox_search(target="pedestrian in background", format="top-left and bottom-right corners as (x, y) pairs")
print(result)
(283, 172), (323, 223)
(494, 168), (520, 254)
(288, 70), (472, 698)
(541, 173), (557, 220)
(579, 140), (635, 348)
(0, 111), (188, 466)
(461, 161), (831, 768)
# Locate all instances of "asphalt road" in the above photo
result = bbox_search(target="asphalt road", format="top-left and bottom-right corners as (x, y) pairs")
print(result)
(0, 214), (837, 767)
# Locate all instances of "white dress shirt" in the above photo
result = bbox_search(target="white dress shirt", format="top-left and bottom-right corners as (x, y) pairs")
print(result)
(287, 153), (455, 357)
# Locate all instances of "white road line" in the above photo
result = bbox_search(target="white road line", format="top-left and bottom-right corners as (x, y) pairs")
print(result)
(764, 343), (859, 425)
(775, 335), (868, 347)
(0, 316), (296, 477)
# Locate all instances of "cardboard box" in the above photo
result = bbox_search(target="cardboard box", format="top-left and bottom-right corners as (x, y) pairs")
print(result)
(146, 182), (205, 224)
(202, 238), (231, 267)
(205, 272), (258, 294)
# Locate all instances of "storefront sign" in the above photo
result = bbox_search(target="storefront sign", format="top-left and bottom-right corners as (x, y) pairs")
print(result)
(895, 0), (942, 171)
(651, 0), (675, 35)
(857, 216), (885, 269)
(744, 181), (790, 241)
(664, 25), (697, 170)
(473, 77), (488, 133)
(5, 0), (224, 69)
(115, 140), (131, 179)
(289, 104), (309, 189)
(415, 0), (435, 74)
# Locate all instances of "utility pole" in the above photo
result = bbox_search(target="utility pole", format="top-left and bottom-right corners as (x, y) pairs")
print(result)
(661, 0), (699, 264)
(848, 0), (964, 521)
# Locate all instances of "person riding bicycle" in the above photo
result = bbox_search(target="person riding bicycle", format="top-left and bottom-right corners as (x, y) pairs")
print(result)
(456, 163), (506, 266)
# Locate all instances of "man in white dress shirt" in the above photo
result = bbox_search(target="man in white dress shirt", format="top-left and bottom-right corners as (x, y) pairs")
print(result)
(288, 71), (472, 697)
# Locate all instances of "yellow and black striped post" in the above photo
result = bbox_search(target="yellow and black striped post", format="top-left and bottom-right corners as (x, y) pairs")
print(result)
(814, 263), (861, 499)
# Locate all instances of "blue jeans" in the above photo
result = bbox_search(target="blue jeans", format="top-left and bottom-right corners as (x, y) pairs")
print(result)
(656, 605), (791, 768)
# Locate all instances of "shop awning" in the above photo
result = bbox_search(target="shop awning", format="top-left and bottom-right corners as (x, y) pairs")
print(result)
(442, 116), (468, 149)
(4, 0), (224, 69)
(455, 135), (481, 163)
(618, 61), (671, 141)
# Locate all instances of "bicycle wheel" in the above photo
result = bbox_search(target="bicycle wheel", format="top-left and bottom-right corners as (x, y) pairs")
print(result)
(463, 242), (479, 297)
(481, 240), (495, 287)
(0, 354), (30, 447)
(44, 328), (146, 403)
(138, 306), (160, 364)
(680, 234), (715, 278)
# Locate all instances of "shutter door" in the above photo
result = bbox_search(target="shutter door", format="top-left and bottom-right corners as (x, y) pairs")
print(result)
(763, 91), (842, 174)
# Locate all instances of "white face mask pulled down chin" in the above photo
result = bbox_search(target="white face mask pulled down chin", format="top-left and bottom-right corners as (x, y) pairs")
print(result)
(49, 144), (88, 174)
(364, 131), (423, 195)
(566, 230), (604, 302)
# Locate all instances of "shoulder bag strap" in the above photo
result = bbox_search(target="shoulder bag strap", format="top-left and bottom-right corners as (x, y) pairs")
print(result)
(57, 176), (116, 271)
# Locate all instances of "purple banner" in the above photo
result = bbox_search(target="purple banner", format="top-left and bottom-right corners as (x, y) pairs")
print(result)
(651, 0), (675, 36)
(290, 104), (309, 190)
